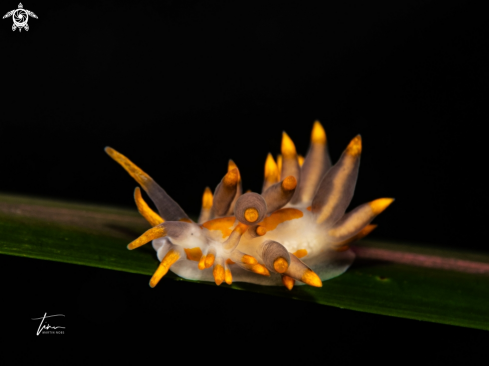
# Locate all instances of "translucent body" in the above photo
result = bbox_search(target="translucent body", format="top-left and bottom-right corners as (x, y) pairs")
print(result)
(106, 121), (392, 289)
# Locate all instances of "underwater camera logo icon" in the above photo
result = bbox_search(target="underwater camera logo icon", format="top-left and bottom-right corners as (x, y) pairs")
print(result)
(3, 3), (38, 32)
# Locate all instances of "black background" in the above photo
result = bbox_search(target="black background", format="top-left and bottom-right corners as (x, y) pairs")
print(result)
(1, 0), (487, 349)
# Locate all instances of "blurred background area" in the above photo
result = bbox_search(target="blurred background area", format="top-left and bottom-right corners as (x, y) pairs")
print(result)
(1, 0), (486, 252)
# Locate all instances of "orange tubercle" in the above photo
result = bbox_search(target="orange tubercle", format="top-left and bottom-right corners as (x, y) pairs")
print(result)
(205, 253), (215, 268)
(198, 255), (207, 270)
(225, 269), (233, 285)
(282, 176), (297, 191)
(282, 275), (295, 290)
(255, 226), (267, 236)
(298, 155), (305, 167)
(213, 264), (225, 286)
(346, 135), (362, 156)
(244, 208), (259, 223)
(301, 269), (322, 287)
(202, 187), (213, 209)
(228, 160), (241, 181)
(264, 153), (279, 182)
(369, 198), (394, 215)
(223, 168), (239, 187)
(273, 257), (289, 273)
(281, 132), (297, 159)
(251, 264), (270, 276)
(311, 121), (326, 144)
(242, 255), (258, 265)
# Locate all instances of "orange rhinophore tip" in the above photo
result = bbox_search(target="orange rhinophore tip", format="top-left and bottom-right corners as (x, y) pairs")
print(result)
(311, 121), (326, 144)
(213, 264), (225, 286)
(369, 198), (395, 215)
(273, 257), (288, 274)
(282, 176), (297, 191)
(282, 275), (295, 290)
(128, 225), (166, 250)
(281, 132), (297, 159)
(244, 207), (259, 223)
(242, 254), (258, 265)
(301, 269), (322, 287)
(149, 249), (180, 288)
(255, 226), (267, 236)
(251, 264), (270, 276)
(223, 168), (239, 187)
(198, 254), (207, 270)
(346, 135), (362, 156)
(205, 253), (215, 268)
(134, 187), (164, 227)
(264, 153), (279, 182)
(202, 187), (213, 209)
(298, 155), (305, 167)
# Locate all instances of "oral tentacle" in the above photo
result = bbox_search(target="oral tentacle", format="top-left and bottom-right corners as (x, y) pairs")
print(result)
(105, 147), (190, 222)
(128, 224), (167, 250)
(261, 175), (297, 213)
(262, 153), (279, 193)
(292, 121), (332, 204)
(149, 247), (182, 288)
(213, 168), (239, 216)
(198, 187), (214, 224)
(128, 221), (205, 250)
(311, 135), (362, 226)
(134, 187), (164, 226)
(328, 199), (394, 243)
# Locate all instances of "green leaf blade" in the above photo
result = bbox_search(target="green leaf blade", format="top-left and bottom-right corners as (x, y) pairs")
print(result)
(1, 193), (488, 330)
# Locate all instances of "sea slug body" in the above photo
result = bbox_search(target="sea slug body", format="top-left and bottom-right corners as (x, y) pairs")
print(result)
(105, 121), (393, 290)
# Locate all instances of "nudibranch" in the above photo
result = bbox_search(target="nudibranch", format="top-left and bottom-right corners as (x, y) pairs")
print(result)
(105, 121), (393, 290)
